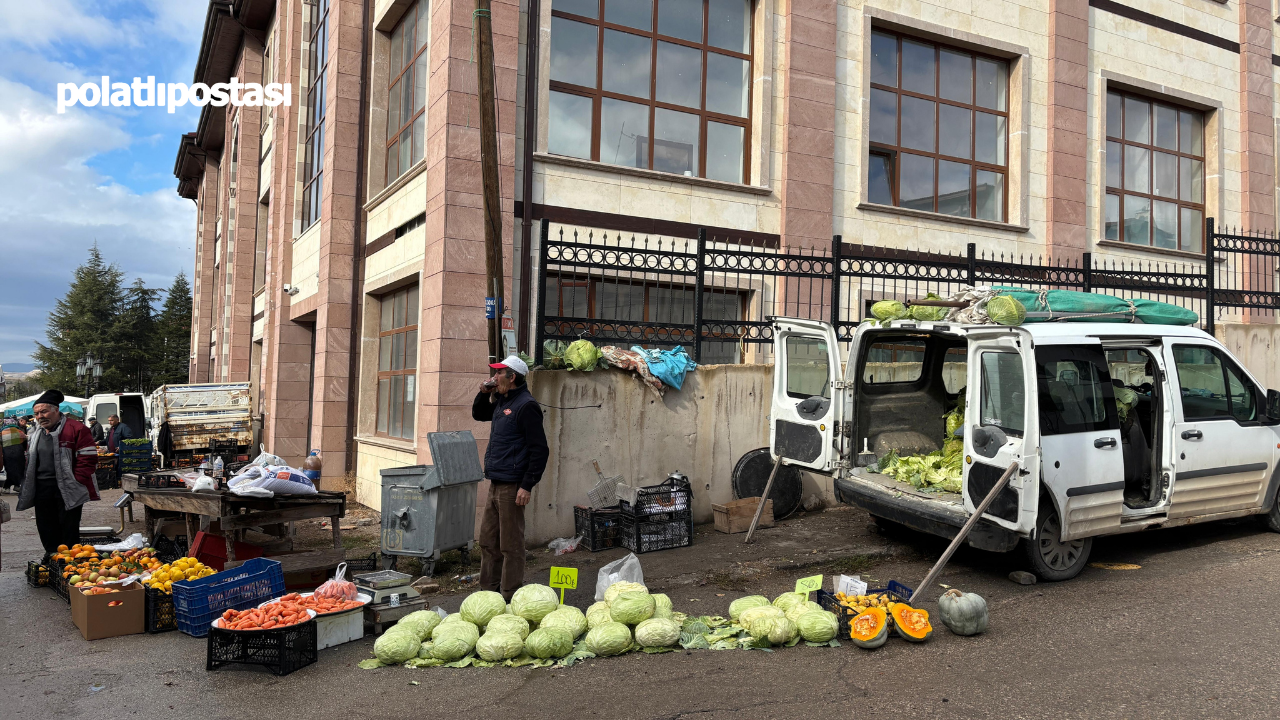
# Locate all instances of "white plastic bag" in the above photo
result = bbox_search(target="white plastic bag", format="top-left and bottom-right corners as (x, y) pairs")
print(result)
(548, 536), (583, 556)
(251, 449), (287, 468)
(191, 475), (217, 492)
(229, 484), (274, 498)
(92, 533), (147, 552)
(594, 552), (645, 601)
(229, 465), (318, 496)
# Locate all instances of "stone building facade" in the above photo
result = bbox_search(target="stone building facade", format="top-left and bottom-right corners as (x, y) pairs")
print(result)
(175, 0), (1279, 506)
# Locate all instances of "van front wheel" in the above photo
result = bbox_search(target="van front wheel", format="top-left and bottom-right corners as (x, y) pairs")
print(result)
(1022, 502), (1091, 581)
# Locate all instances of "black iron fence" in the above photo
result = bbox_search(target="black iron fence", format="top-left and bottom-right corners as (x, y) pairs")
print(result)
(534, 217), (1279, 365)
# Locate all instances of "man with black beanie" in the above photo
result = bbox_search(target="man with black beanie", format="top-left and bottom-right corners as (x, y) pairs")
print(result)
(15, 390), (99, 554)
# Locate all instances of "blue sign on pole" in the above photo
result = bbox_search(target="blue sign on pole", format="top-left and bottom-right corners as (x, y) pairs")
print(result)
(485, 297), (500, 319)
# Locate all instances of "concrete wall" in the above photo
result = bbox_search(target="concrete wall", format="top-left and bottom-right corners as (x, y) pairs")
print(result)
(1216, 322), (1280, 390)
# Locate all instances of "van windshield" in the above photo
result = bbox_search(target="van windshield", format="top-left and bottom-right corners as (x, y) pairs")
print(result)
(979, 352), (1025, 436)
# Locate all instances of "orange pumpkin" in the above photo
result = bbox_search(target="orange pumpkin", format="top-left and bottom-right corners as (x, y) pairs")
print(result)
(889, 603), (933, 642)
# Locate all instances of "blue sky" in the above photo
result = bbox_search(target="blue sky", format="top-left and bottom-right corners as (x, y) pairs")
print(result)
(0, 1), (207, 366)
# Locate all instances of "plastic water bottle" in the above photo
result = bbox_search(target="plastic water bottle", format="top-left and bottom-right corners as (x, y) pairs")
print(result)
(212, 455), (224, 478)
(302, 449), (322, 484)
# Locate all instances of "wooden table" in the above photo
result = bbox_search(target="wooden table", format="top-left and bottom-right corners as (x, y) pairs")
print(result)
(121, 472), (348, 574)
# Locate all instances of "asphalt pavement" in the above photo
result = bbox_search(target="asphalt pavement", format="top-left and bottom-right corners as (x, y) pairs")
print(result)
(4, 490), (1280, 719)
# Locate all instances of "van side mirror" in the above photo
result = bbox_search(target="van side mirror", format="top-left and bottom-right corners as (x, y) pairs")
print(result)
(1268, 389), (1280, 420)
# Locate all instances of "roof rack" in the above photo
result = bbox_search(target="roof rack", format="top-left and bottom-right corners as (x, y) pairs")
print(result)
(1023, 311), (1145, 323)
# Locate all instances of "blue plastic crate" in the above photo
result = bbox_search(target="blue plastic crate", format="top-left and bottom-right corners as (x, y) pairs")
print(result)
(173, 558), (285, 637)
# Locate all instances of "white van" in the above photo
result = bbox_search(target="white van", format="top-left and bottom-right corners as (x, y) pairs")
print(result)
(86, 393), (149, 442)
(770, 317), (1280, 580)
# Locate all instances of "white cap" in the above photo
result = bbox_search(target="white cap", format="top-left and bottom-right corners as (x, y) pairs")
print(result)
(489, 354), (529, 376)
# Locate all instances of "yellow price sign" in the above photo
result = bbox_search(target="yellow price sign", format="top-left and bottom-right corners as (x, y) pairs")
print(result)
(795, 574), (823, 599)
(550, 567), (578, 603)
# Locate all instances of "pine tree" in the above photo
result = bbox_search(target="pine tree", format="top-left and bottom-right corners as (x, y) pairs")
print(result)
(114, 278), (161, 392)
(32, 245), (125, 396)
(155, 272), (193, 387)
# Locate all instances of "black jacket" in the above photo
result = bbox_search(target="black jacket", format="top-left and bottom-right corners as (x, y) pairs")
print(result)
(472, 385), (549, 491)
(89, 422), (105, 445)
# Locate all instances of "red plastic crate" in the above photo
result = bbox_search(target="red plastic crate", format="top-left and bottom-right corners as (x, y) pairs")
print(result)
(190, 531), (264, 572)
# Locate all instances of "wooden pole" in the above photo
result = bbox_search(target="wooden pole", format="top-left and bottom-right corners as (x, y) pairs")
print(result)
(475, 0), (504, 363)
(744, 455), (783, 544)
(908, 461), (1019, 603)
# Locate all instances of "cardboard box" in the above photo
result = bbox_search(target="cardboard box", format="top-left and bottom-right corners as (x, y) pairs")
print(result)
(70, 580), (145, 640)
(712, 497), (774, 534)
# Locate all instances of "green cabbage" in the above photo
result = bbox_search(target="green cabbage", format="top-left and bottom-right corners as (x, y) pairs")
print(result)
(738, 604), (784, 630)
(988, 295), (1027, 326)
(476, 631), (525, 661)
(374, 630), (422, 664)
(609, 591), (656, 625)
(525, 627), (574, 659)
(634, 617), (680, 648)
(511, 584), (560, 624)
(768, 617), (798, 645)
(585, 621), (633, 657)
(871, 300), (908, 326)
(440, 613), (465, 625)
(728, 595), (770, 621)
(484, 613), (531, 640)
(460, 591), (508, 628)
(417, 641), (434, 659)
(604, 581), (648, 605)
(797, 610), (839, 642)
(430, 621), (479, 661)
(539, 606), (588, 639)
(650, 593), (673, 619)
(395, 610), (442, 641)
(908, 294), (948, 321)
(565, 339), (602, 372)
(772, 592), (807, 614)
(586, 601), (613, 629)
(785, 600), (823, 622)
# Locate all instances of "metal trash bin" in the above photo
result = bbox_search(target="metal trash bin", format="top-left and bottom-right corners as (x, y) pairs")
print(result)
(379, 431), (484, 575)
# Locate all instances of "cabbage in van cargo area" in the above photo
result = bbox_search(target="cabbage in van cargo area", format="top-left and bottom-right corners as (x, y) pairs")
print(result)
(604, 581), (648, 605)
(540, 605), (588, 639)
(374, 630), (422, 664)
(585, 621), (633, 656)
(586, 601), (613, 629)
(610, 591), (656, 625)
(525, 627), (575, 659)
(485, 613), (531, 640)
(797, 610), (839, 643)
(460, 591), (508, 628)
(511, 584), (561, 623)
(728, 595), (770, 621)
(476, 631), (525, 662)
(634, 617), (680, 648)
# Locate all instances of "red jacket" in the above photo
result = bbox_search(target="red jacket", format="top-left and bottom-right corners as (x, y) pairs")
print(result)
(15, 414), (99, 511)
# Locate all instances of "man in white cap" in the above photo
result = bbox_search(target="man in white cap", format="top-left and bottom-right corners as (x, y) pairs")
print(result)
(471, 355), (548, 601)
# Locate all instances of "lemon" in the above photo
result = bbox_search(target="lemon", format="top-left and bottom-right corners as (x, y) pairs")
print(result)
(164, 581), (172, 591)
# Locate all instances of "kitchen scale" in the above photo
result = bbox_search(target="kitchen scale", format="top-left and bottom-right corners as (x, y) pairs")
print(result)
(354, 569), (426, 633)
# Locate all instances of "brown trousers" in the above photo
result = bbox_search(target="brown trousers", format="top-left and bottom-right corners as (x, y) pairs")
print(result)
(478, 481), (525, 601)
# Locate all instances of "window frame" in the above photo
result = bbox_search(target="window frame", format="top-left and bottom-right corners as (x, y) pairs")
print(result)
(376, 285), (419, 440)
(300, 0), (330, 231)
(1103, 89), (1205, 252)
(1034, 346), (1119, 437)
(978, 350), (1025, 437)
(866, 29), (1010, 222)
(1171, 344), (1260, 425)
(542, 273), (748, 363)
(385, 0), (430, 186)
(548, 0), (755, 184)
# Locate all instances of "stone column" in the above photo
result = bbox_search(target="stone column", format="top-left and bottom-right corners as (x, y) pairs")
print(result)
(227, 57), (264, 380)
(190, 157), (221, 383)
(1045, 0), (1088, 261)
(777, 0), (836, 251)
(1238, 0), (1275, 324)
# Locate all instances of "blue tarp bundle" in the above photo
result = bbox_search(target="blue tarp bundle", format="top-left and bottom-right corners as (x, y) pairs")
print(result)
(633, 345), (698, 390)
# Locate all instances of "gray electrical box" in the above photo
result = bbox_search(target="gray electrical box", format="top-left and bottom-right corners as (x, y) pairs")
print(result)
(379, 431), (484, 574)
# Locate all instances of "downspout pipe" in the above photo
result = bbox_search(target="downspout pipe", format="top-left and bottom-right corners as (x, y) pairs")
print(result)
(344, 0), (373, 474)
(518, 0), (539, 353)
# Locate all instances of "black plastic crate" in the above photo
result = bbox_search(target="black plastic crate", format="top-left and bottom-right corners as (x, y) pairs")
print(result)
(206, 618), (318, 676)
(620, 477), (693, 519)
(26, 561), (50, 588)
(816, 581), (914, 641)
(574, 505), (624, 552)
(344, 552), (379, 573)
(617, 511), (692, 554)
(136, 471), (186, 489)
(146, 586), (178, 633)
(49, 562), (70, 603)
(153, 534), (189, 564)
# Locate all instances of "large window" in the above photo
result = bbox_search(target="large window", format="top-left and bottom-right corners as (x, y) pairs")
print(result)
(543, 276), (745, 363)
(386, 1), (430, 185)
(301, 0), (330, 231)
(1035, 347), (1118, 436)
(786, 336), (830, 399)
(979, 352), (1024, 435)
(1172, 345), (1256, 423)
(377, 286), (419, 440)
(1104, 91), (1205, 252)
(867, 30), (1009, 222)
(548, 0), (754, 183)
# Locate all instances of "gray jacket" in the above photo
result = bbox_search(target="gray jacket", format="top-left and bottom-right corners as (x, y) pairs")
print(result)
(16, 416), (98, 512)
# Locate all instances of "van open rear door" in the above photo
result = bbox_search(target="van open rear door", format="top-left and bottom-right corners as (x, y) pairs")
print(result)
(964, 329), (1039, 535)
(771, 318), (842, 472)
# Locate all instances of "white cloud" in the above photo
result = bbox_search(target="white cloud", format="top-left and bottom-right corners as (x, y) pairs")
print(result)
(0, 1), (118, 48)
(0, 76), (195, 364)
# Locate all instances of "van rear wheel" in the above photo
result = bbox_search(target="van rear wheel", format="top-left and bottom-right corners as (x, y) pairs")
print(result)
(1023, 502), (1091, 581)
